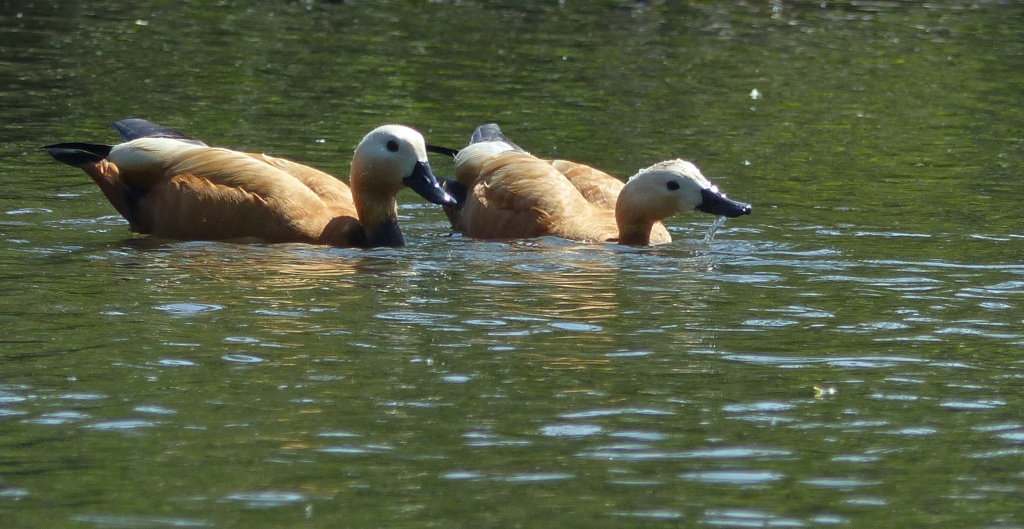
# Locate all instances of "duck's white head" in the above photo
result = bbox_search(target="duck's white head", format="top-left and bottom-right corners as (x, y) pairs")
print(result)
(622, 159), (751, 218)
(350, 125), (456, 206)
(616, 159), (751, 244)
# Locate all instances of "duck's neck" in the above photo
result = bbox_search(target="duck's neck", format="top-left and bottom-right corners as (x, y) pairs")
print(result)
(361, 215), (404, 247)
(353, 183), (404, 247)
(615, 189), (656, 246)
(616, 219), (656, 246)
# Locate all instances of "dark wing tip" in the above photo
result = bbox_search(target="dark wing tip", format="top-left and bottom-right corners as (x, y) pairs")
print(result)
(111, 118), (206, 145)
(470, 123), (527, 152)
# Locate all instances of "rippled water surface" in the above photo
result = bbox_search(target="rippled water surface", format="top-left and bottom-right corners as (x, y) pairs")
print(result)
(2, 1), (1024, 527)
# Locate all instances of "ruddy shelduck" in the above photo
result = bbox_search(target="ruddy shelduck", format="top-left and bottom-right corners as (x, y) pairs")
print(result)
(44, 119), (457, 247)
(434, 124), (751, 246)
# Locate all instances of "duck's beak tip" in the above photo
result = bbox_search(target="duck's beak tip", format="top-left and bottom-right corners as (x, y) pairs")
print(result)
(404, 161), (459, 206)
(696, 187), (752, 218)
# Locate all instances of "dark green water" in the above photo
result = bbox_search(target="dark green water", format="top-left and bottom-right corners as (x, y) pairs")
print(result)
(2, 1), (1024, 527)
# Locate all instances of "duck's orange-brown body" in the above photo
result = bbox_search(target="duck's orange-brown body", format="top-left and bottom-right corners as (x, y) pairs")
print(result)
(82, 146), (360, 244)
(546, 159), (622, 209)
(443, 123), (750, 246)
(453, 152), (669, 244)
(45, 120), (455, 248)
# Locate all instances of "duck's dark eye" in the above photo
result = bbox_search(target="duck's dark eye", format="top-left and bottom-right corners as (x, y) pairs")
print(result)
(386, 139), (400, 153)
(666, 180), (681, 191)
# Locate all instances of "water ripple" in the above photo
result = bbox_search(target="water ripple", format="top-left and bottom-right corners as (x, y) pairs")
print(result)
(718, 354), (924, 369)
(318, 444), (393, 455)
(0, 408), (27, 419)
(722, 402), (797, 413)
(680, 470), (785, 485)
(540, 424), (603, 437)
(499, 472), (574, 483)
(579, 446), (791, 461)
(703, 508), (807, 527)
(610, 508), (684, 520)
(801, 477), (881, 489)
(940, 399), (1005, 411)
(25, 411), (90, 425)
(86, 419), (157, 431)
(375, 311), (455, 324)
(72, 514), (212, 527)
(222, 354), (265, 364)
(224, 491), (306, 509)
(154, 303), (224, 316)
(560, 408), (674, 419)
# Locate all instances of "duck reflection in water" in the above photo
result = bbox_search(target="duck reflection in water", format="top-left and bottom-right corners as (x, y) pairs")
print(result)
(445, 244), (723, 367)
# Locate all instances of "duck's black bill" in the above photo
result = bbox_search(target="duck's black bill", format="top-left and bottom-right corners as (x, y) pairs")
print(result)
(404, 161), (458, 206)
(696, 187), (752, 218)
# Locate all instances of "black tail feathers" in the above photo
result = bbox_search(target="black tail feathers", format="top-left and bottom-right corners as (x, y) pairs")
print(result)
(42, 143), (113, 167)
(44, 118), (207, 167)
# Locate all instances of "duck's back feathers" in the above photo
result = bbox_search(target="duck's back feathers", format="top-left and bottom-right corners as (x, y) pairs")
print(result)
(455, 152), (621, 241)
(102, 140), (357, 242)
(246, 153), (354, 205)
(547, 159), (623, 210)
(456, 153), (569, 239)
